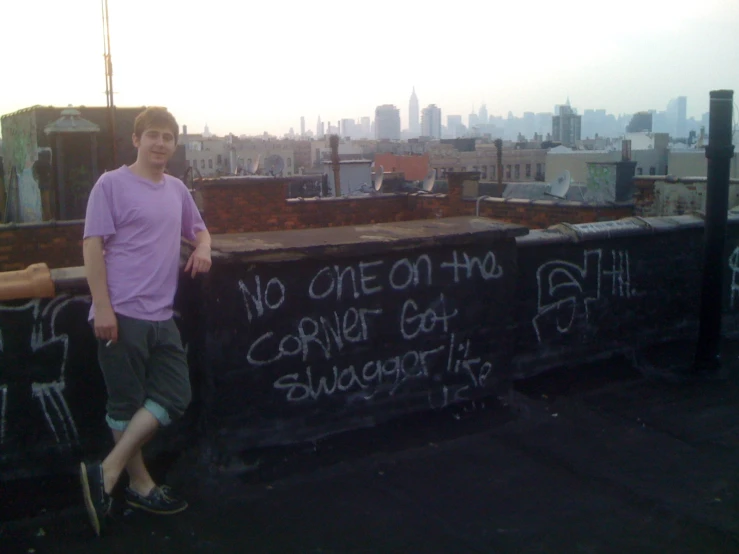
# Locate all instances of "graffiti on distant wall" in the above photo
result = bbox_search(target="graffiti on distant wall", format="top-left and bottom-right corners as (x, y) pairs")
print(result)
(585, 164), (616, 203)
(1, 110), (43, 222)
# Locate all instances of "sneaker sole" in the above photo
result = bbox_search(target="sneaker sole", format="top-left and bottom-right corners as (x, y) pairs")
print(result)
(79, 462), (101, 536)
(125, 498), (189, 515)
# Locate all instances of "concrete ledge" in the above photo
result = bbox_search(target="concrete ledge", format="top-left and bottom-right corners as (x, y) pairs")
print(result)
(286, 193), (408, 204)
(550, 218), (649, 242)
(636, 214), (705, 233)
(210, 216), (528, 263)
(516, 228), (575, 248)
(0, 219), (85, 231)
(49, 266), (87, 292)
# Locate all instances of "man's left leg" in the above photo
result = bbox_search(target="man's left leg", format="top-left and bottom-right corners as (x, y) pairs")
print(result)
(112, 428), (157, 496)
(122, 318), (192, 515)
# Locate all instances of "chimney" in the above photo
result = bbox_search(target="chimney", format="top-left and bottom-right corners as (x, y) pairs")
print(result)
(494, 139), (503, 186)
(329, 134), (341, 195)
(621, 139), (632, 162)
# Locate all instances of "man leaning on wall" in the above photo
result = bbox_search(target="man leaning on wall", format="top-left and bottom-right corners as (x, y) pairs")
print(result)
(80, 106), (212, 537)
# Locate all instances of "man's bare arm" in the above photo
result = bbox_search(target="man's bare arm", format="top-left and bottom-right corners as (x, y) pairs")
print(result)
(83, 237), (118, 342)
(184, 230), (212, 278)
(194, 229), (211, 249)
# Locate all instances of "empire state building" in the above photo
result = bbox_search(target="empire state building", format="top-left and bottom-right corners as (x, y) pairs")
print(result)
(409, 87), (419, 137)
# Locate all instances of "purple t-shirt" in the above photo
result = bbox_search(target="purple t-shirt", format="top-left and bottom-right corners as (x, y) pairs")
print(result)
(84, 165), (207, 321)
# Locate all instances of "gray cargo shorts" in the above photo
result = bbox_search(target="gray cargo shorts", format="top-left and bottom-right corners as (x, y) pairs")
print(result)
(96, 314), (192, 431)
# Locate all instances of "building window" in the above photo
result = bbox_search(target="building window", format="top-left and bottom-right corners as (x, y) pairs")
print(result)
(217, 154), (222, 165)
(536, 163), (543, 177)
(200, 159), (205, 169)
(208, 159), (213, 169)
(514, 164), (520, 179)
(525, 164), (531, 178)
(481, 165), (488, 179)
(506, 165), (511, 179)
(649, 166), (656, 175)
(637, 167), (643, 175)
(287, 158), (292, 167)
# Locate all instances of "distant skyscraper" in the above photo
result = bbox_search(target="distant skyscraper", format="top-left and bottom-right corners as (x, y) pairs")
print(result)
(340, 118), (356, 138)
(421, 104), (442, 139)
(666, 96), (687, 138)
(375, 105), (401, 140)
(409, 87), (420, 136)
(676, 96), (687, 138)
(447, 115), (464, 138)
(468, 110), (479, 130)
(300, 116), (305, 138)
(360, 116), (371, 139)
(478, 104), (488, 125)
(317, 116), (324, 139)
(552, 102), (581, 147)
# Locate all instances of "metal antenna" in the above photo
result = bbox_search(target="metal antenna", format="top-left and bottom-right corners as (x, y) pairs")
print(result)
(101, 0), (116, 167)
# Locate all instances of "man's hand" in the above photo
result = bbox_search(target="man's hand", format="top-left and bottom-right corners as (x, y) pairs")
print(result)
(94, 305), (118, 344)
(184, 244), (212, 278)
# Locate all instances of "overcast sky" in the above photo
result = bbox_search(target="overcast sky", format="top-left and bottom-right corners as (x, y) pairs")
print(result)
(3, 0), (738, 137)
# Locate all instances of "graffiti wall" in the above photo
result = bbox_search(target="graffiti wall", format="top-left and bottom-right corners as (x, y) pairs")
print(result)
(1, 109), (43, 222)
(5, 215), (739, 484)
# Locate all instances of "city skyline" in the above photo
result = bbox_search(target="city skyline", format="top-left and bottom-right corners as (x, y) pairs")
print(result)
(2, 0), (738, 138)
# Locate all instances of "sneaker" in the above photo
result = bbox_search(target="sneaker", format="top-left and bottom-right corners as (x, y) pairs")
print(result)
(124, 485), (188, 515)
(79, 461), (112, 536)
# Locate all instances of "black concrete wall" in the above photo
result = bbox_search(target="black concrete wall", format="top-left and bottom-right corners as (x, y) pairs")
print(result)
(513, 217), (708, 376)
(201, 241), (517, 453)
(4, 214), (739, 483)
(0, 279), (201, 481)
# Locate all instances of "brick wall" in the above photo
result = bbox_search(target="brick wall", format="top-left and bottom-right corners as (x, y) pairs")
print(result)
(633, 178), (657, 217)
(633, 176), (739, 218)
(0, 221), (84, 272)
(0, 173), (636, 272)
(473, 198), (634, 228)
(199, 172), (635, 235)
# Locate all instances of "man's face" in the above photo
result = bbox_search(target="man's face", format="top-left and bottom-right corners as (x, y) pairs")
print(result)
(132, 126), (176, 168)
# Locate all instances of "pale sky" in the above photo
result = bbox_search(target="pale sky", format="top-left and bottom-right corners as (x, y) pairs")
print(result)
(3, 0), (738, 137)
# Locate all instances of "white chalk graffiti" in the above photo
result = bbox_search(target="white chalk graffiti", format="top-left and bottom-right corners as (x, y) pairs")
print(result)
(272, 333), (493, 406)
(729, 247), (739, 309)
(239, 275), (286, 322)
(532, 249), (634, 343)
(247, 307), (383, 366)
(440, 250), (504, 283)
(0, 295), (90, 446)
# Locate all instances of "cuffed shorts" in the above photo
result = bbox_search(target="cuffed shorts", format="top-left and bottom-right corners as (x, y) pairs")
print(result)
(96, 314), (191, 430)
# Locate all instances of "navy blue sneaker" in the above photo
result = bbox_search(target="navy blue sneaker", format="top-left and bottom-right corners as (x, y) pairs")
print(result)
(124, 485), (188, 515)
(79, 461), (112, 536)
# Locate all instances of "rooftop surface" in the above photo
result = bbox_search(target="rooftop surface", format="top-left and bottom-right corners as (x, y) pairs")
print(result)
(3, 337), (739, 553)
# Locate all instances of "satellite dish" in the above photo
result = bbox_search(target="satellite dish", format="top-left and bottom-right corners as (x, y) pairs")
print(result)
(264, 154), (285, 176)
(422, 168), (436, 192)
(373, 165), (384, 191)
(546, 170), (571, 199)
(246, 154), (261, 175)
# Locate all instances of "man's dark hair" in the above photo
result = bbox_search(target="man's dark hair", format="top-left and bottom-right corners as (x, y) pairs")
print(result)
(134, 107), (179, 144)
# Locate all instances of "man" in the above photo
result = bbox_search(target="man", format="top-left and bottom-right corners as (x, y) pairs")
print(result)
(80, 107), (211, 536)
